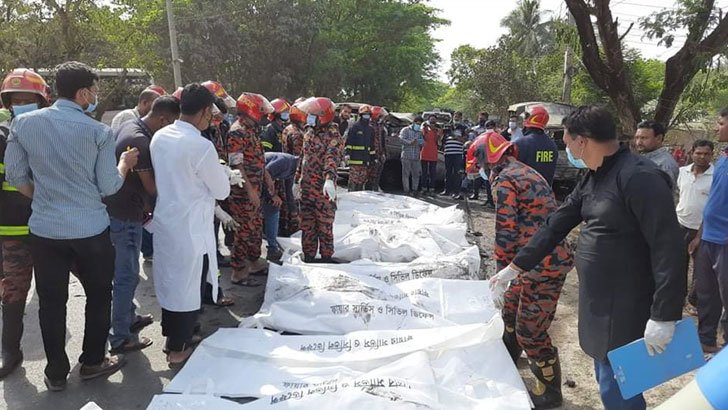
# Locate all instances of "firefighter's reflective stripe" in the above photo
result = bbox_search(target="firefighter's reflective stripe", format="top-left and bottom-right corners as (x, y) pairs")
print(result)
(348, 160), (365, 165)
(2, 181), (18, 192)
(345, 145), (367, 151)
(0, 162), (5, 173)
(261, 141), (274, 149)
(369, 150), (377, 155)
(0, 225), (29, 236)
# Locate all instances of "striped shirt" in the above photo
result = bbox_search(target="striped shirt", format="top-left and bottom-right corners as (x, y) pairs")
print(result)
(444, 137), (464, 156)
(6, 99), (124, 239)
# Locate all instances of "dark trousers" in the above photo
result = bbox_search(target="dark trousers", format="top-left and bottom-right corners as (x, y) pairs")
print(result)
(141, 228), (153, 258)
(680, 225), (698, 306)
(162, 254), (207, 352)
(460, 175), (493, 203)
(444, 155), (463, 194)
(419, 160), (437, 191)
(29, 229), (115, 380)
(594, 359), (646, 409)
(695, 240), (728, 347)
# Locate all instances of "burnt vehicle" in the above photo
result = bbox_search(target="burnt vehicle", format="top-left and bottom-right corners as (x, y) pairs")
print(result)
(507, 101), (585, 197)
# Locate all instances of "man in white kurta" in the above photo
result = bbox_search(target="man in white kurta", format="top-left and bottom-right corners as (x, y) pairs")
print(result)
(149, 84), (230, 366)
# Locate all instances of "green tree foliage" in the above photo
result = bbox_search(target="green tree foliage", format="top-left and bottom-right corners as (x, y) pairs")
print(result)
(0, 0), (446, 112)
(500, 0), (555, 58)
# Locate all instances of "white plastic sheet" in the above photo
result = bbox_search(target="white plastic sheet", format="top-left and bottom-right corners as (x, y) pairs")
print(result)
(285, 246), (481, 283)
(239, 264), (496, 334)
(164, 324), (530, 409)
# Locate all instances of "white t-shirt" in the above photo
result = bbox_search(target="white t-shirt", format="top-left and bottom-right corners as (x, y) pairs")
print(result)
(675, 163), (714, 230)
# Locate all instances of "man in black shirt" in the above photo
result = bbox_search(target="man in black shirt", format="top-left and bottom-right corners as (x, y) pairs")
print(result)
(104, 96), (180, 356)
(490, 106), (685, 410)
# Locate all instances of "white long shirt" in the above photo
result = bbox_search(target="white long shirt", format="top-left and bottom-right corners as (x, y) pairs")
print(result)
(675, 163), (714, 230)
(149, 120), (230, 312)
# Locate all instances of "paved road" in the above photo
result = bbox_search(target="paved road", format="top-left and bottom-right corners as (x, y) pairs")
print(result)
(0, 253), (266, 410)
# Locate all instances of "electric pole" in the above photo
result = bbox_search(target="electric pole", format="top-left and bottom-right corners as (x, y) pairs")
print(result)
(562, 12), (575, 105)
(165, 0), (182, 88)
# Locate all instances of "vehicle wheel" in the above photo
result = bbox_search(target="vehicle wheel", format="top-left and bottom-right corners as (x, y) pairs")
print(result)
(380, 160), (402, 192)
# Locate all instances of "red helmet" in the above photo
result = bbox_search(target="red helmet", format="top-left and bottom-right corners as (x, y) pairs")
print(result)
(269, 98), (291, 121)
(236, 92), (274, 123)
(202, 81), (236, 109)
(145, 85), (167, 96)
(289, 105), (307, 125)
(1, 68), (50, 107)
(358, 104), (372, 115)
(371, 106), (388, 121)
(294, 97), (335, 126)
(523, 105), (549, 130)
(468, 131), (515, 166)
(172, 87), (184, 102)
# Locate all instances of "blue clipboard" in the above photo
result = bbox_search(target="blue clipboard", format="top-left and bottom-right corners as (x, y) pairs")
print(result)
(607, 319), (705, 400)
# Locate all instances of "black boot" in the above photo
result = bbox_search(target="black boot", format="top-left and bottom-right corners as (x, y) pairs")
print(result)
(0, 302), (25, 379)
(528, 353), (563, 409)
(502, 326), (523, 363)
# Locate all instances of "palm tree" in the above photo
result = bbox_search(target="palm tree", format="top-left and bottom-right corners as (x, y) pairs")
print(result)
(500, 0), (553, 57)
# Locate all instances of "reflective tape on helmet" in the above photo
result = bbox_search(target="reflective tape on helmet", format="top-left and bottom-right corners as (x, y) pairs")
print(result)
(0, 225), (29, 236)
(2, 181), (18, 192)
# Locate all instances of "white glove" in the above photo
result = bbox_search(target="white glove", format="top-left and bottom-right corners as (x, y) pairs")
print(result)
(644, 319), (676, 356)
(489, 265), (520, 309)
(293, 183), (301, 200)
(323, 179), (337, 201)
(228, 169), (244, 187)
(214, 205), (241, 231)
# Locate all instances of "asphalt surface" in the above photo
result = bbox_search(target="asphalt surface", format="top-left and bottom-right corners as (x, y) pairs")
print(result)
(0, 191), (491, 410)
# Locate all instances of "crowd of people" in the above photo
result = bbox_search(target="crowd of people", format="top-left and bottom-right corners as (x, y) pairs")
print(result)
(0, 61), (726, 410)
(0, 62), (349, 390)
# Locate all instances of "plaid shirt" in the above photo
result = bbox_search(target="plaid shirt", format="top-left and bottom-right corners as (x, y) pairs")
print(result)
(398, 125), (424, 160)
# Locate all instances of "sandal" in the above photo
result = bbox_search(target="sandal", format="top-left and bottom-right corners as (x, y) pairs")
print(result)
(110, 337), (153, 355)
(163, 335), (204, 354)
(167, 348), (194, 370)
(215, 296), (235, 307)
(129, 314), (154, 333)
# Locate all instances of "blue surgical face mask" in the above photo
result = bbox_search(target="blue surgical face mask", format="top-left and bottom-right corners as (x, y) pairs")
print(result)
(306, 114), (317, 127)
(11, 103), (38, 117)
(280, 112), (290, 121)
(479, 167), (488, 181)
(361, 114), (371, 121)
(413, 124), (421, 132)
(566, 146), (588, 169)
(84, 89), (98, 113)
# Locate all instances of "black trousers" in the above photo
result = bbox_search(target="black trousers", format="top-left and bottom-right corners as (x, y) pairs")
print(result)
(162, 254), (207, 352)
(29, 229), (115, 380)
(680, 225), (698, 306)
(444, 154), (463, 194)
(695, 241), (728, 347)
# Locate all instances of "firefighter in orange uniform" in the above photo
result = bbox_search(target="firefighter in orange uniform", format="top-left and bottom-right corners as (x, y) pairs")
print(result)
(366, 106), (388, 191)
(293, 97), (343, 262)
(0, 69), (51, 378)
(227, 93), (281, 286)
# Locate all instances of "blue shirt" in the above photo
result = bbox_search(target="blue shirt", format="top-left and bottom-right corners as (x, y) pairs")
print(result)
(702, 149), (728, 245)
(6, 99), (123, 239)
(514, 129), (558, 185)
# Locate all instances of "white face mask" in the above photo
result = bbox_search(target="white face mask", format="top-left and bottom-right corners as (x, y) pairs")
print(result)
(306, 114), (317, 127)
(509, 121), (517, 129)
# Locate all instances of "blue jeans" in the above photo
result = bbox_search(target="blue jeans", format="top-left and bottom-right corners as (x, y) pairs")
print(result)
(594, 359), (646, 410)
(263, 203), (280, 251)
(141, 228), (153, 258)
(109, 218), (143, 348)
